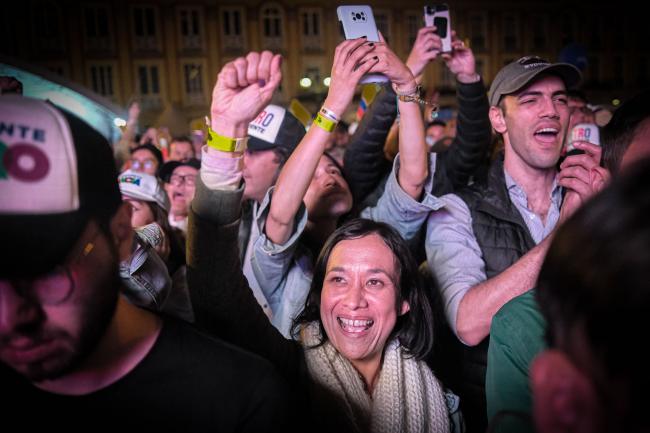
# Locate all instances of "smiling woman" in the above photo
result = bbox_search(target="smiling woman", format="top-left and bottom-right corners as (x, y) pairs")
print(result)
(189, 198), (452, 432)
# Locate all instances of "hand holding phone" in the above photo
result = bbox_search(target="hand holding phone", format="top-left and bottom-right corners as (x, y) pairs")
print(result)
(424, 4), (452, 53)
(337, 5), (388, 84)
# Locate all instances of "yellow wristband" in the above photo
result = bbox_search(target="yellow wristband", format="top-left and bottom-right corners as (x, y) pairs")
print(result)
(313, 113), (337, 133)
(206, 127), (248, 152)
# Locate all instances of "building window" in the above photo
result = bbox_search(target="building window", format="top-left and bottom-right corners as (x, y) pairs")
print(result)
(300, 8), (323, 51)
(261, 4), (284, 51)
(469, 14), (486, 51)
(475, 57), (485, 79)
(178, 6), (203, 50)
(406, 12), (419, 48)
(135, 64), (163, 110)
(182, 63), (205, 105)
(587, 56), (600, 85)
(503, 14), (518, 52)
(561, 14), (574, 46)
(90, 65), (114, 97)
(637, 57), (648, 87)
(613, 56), (624, 85)
(440, 65), (455, 89)
(220, 7), (245, 52)
(588, 15), (602, 51)
(138, 66), (160, 95)
(374, 10), (390, 42)
(33, 2), (64, 53)
(84, 5), (113, 52)
(48, 65), (65, 76)
(531, 15), (547, 52)
(132, 5), (160, 51)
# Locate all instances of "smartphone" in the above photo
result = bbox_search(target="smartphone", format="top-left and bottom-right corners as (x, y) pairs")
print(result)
(337, 5), (389, 84)
(424, 4), (452, 53)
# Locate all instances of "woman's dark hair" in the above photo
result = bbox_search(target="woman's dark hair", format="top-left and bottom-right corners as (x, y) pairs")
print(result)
(292, 218), (435, 360)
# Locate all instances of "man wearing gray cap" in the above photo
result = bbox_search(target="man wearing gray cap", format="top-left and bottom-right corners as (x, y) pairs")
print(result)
(424, 56), (605, 432)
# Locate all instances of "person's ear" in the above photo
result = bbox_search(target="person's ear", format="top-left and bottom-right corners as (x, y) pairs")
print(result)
(110, 202), (134, 261)
(399, 300), (410, 316)
(531, 349), (600, 433)
(489, 105), (507, 134)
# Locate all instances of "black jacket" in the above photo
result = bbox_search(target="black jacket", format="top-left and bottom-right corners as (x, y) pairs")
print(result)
(343, 79), (492, 208)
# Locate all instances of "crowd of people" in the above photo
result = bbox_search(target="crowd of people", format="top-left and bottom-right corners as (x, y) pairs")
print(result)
(1, 21), (649, 433)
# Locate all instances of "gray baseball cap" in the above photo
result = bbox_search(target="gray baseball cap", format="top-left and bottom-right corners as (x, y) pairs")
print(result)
(488, 56), (582, 106)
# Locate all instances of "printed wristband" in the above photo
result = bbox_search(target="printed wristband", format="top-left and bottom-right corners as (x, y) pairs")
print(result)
(206, 126), (248, 153)
(313, 113), (337, 133)
(319, 106), (340, 123)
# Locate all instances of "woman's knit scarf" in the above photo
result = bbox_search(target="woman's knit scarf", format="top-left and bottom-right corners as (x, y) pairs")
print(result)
(302, 324), (450, 433)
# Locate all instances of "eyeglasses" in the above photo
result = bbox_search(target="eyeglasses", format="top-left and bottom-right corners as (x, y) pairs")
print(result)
(9, 229), (99, 305)
(130, 158), (157, 171)
(169, 174), (196, 187)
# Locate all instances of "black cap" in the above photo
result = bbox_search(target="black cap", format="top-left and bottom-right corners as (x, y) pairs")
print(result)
(158, 158), (200, 183)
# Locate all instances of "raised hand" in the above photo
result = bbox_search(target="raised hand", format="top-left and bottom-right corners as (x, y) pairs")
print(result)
(406, 26), (442, 80)
(210, 51), (282, 136)
(323, 38), (379, 118)
(441, 31), (479, 83)
(368, 31), (417, 93)
(558, 142), (608, 222)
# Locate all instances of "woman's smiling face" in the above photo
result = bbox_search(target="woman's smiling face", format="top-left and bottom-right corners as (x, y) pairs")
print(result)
(320, 234), (409, 371)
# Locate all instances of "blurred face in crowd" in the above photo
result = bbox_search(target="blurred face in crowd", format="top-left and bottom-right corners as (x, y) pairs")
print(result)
(0, 221), (119, 382)
(242, 149), (280, 203)
(164, 165), (197, 218)
(493, 75), (570, 171)
(425, 124), (446, 149)
(130, 148), (159, 176)
(320, 234), (409, 375)
(169, 140), (194, 162)
(303, 155), (352, 221)
(568, 96), (596, 132)
(123, 198), (155, 228)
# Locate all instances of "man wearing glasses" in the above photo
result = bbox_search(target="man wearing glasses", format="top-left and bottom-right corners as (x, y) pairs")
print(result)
(128, 142), (164, 176)
(0, 95), (292, 431)
(159, 158), (200, 235)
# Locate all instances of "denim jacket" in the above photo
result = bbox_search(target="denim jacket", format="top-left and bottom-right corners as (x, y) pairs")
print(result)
(119, 224), (194, 322)
(360, 153), (445, 241)
(247, 187), (312, 338)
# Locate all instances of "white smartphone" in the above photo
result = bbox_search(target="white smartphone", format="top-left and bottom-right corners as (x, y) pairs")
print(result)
(337, 5), (389, 84)
(424, 4), (452, 53)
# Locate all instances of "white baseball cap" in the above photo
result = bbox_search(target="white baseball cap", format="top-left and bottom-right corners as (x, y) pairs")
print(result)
(118, 169), (170, 212)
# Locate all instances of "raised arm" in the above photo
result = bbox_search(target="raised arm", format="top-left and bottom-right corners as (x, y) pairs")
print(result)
(265, 38), (378, 245)
(343, 26), (442, 204)
(435, 31), (491, 194)
(188, 51), (303, 378)
(369, 33), (428, 200)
